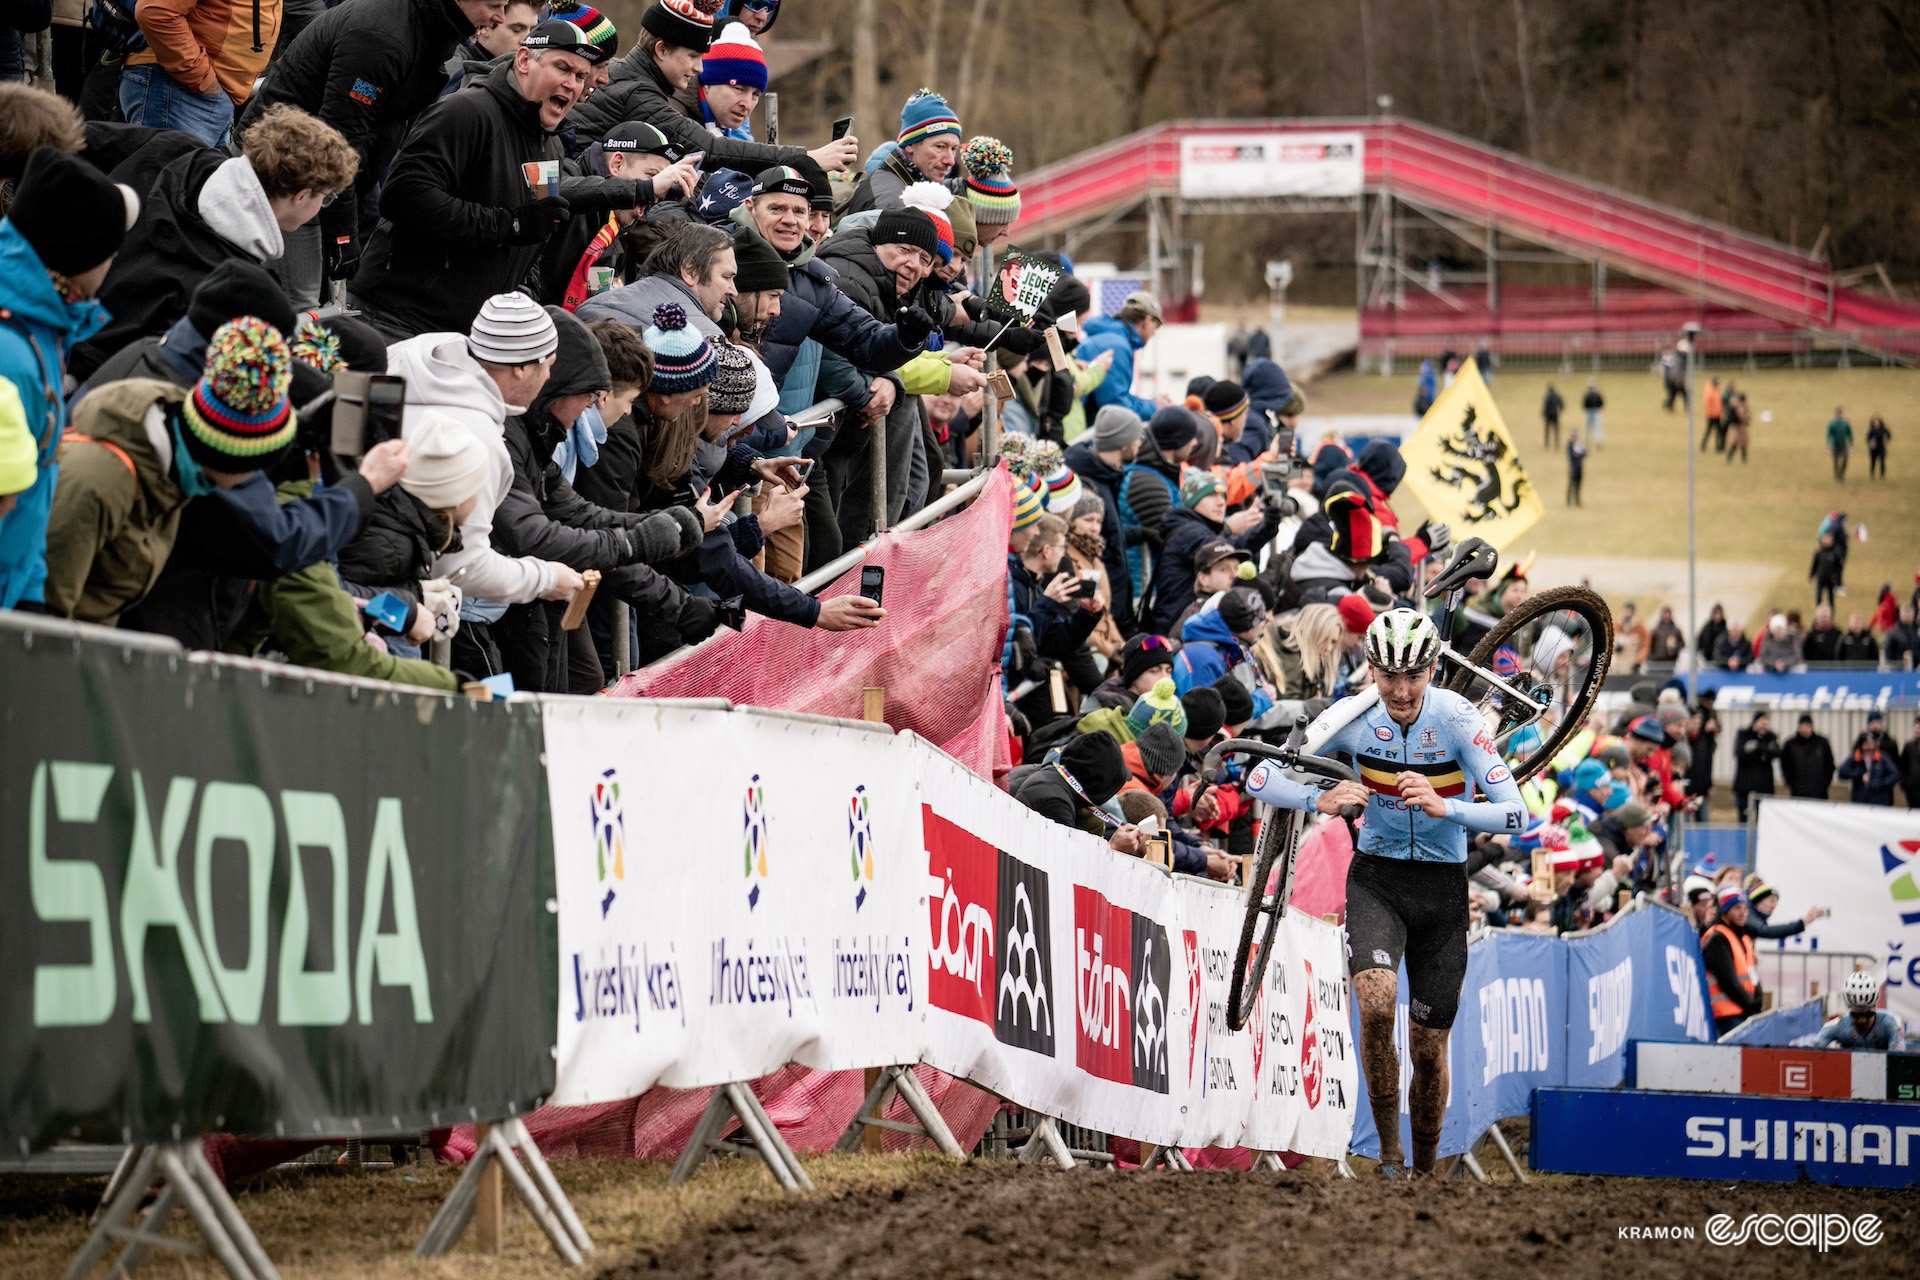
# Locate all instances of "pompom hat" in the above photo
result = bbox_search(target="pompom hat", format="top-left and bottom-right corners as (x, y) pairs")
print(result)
(179, 318), (295, 471)
(642, 303), (717, 394)
(896, 88), (960, 148)
(960, 135), (1020, 226)
(700, 21), (767, 90)
(640, 0), (719, 51)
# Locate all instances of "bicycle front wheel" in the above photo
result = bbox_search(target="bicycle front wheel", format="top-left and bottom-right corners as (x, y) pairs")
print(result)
(1226, 803), (1300, 1031)
(1443, 584), (1613, 782)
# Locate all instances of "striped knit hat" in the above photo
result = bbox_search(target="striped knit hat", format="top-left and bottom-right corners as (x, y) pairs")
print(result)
(640, 0), (719, 51)
(469, 291), (558, 365)
(642, 303), (716, 394)
(548, 2), (620, 58)
(1041, 463), (1082, 511)
(700, 21), (767, 89)
(1011, 475), (1045, 532)
(896, 89), (960, 148)
(179, 317), (294, 472)
(960, 136), (1020, 226)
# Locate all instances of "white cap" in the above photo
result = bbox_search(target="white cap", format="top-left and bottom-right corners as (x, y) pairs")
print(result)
(468, 291), (558, 366)
(399, 410), (490, 510)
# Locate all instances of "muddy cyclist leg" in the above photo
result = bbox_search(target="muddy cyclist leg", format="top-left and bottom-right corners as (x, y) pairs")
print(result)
(1408, 1025), (1451, 1174)
(1353, 969), (1403, 1166)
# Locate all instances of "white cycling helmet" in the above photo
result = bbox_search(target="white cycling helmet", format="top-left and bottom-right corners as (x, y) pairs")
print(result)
(1842, 970), (1880, 1011)
(1365, 607), (1440, 674)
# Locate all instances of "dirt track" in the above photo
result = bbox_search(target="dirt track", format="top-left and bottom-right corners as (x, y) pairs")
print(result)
(605, 1160), (1915, 1280)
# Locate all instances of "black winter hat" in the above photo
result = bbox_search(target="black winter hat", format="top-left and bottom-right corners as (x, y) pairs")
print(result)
(187, 261), (297, 347)
(10, 145), (136, 276)
(871, 206), (940, 260)
(1218, 585), (1267, 636)
(1119, 632), (1178, 687)
(730, 227), (791, 293)
(319, 314), (388, 373)
(1058, 731), (1130, 807)
(1210, 675), (1254, 729)
(639, 0), (716, 51)
(1150, 406), (1199, 453)
(790, 154), (833, 211)
(1180, 687), (1227, 742)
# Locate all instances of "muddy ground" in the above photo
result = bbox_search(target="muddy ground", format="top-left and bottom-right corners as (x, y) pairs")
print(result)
(608, 1160), (1914, 1280)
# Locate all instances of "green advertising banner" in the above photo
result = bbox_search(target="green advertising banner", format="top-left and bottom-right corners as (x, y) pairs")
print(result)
(0, 632), (555, 1152)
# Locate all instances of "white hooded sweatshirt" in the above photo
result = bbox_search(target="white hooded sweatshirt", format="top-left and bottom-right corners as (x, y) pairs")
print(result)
(384, 333), (557, 604)
(198, 157), (285, 262)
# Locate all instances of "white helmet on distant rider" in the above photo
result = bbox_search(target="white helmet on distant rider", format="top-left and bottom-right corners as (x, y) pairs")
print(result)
(1365, 607), (1440, 675)
(1843, 970), (1880, 1011)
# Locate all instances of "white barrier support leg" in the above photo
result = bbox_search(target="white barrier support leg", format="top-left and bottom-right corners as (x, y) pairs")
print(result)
(1251, 1151), (1287, 1173)
(1015, 1116), (1076, 1170)
(1335, 1155), (1356, 1179)
(667, 1083), (812, 1193)
(1140, 1145), (1192, 1172)
(61, 1143), (280, 1280)
(416, 1123), (588, 1264)
(833, 1066), (965, 1158)
(1485, 1123), (1529, 1183)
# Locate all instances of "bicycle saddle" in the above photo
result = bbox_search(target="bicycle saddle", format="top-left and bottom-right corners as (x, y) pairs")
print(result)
(1424, 537), (1499, 599)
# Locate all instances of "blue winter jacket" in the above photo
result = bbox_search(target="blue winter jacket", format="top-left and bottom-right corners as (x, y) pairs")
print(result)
(1173, 607), (1250, 693)
(0, 220), (110, 608)
(1076, 314), (1155, 420)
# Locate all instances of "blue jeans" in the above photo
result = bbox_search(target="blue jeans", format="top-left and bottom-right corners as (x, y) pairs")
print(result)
(119, 64), (234, 147)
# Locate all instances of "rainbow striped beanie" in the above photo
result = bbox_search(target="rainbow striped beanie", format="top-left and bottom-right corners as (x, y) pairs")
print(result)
(179, 317), (294, 471)
(897, 89), (960, 148)
(961, 136), (1020, 226)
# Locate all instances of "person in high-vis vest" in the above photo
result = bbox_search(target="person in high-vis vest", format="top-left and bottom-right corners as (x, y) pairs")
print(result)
(1700, 886), (1762, 1036)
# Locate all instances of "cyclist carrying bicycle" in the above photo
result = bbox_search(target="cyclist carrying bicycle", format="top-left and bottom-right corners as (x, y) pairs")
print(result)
(1244, 607), (1527, 1175)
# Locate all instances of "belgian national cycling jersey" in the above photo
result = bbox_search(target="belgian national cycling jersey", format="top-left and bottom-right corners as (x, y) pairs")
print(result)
(1813, 1011), (1906, 1051)
(1244, 686), (1527, 863)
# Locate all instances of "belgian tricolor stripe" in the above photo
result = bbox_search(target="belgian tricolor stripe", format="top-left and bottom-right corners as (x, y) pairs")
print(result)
(1357, 754), (1468, 798)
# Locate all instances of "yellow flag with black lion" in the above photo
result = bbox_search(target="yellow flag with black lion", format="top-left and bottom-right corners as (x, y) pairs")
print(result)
(1399, 360), (1543, 550)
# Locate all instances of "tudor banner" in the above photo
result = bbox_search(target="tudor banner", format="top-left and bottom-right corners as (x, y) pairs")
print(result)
(0, 638), (554, 1153)
(918, 744), (1357, 1155)
(543, 700), (925, 1104)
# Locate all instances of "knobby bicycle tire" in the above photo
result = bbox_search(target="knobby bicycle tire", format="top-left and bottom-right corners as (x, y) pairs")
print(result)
(1226, 803), (1300, 1031)
(1444, 584), (1613, 781)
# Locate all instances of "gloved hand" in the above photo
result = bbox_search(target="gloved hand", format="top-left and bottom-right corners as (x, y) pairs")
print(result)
(323, 234), (360, 283)
(1415, 519), (1451, 557)
(676, 595), (720, 645)
(893, 305), (935, 347)
(628, 507), (702, 563)
(508, 195), (573, 245)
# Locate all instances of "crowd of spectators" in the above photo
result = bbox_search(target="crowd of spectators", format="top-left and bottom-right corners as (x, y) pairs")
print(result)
(0, 0), (1122, 692)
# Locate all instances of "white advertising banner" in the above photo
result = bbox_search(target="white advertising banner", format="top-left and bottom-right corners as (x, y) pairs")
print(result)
(1178, 131), (1365, 199)
(1754, 797), (1920, 1036)
(544, 701), (924, 1104)
(919, 744), (1357, 1156)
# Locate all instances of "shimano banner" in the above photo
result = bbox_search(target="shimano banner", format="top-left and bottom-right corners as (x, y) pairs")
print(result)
(1349, 906), (1714, 1160)
(0, 640), (555, 1153)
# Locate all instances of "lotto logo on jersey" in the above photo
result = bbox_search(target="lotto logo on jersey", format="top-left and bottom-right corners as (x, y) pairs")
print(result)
(1374, 726), (1395, 741)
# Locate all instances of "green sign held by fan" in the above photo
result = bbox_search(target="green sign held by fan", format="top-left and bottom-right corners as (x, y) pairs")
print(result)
(986, 250), (1063, 323)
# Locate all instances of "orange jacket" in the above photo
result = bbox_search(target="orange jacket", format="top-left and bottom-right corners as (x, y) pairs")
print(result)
(129, 0), (281, 104)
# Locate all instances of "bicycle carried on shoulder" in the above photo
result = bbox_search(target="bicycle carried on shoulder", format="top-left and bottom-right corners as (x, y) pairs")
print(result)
(1211, 537), (1613, 1030)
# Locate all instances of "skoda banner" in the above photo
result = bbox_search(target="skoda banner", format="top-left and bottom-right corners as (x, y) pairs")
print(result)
(0, 641), (555, 1153)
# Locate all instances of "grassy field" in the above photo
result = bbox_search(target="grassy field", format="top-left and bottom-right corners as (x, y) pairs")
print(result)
(1304, 364), (1920, 632)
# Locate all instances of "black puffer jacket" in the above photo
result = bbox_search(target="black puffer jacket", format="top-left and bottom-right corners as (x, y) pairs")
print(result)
(350, 60), (625, 336)
(239, 0), (476, 270)
(74, 149), (261, 379)
(336, 487), (458, 632)
(78, 122), (205, 206)
(562, 49), (806, 173)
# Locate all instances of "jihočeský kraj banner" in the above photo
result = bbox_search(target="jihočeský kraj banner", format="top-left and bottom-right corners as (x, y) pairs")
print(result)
(543, 700), (925, 1104)
(1349, 905), (1714, 1160)
(918, 745), (1358, 1157)
(0, 641), (555, 1153)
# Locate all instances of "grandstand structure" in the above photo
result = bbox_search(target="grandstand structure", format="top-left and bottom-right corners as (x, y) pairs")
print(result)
(1016, 117), (1920, 368)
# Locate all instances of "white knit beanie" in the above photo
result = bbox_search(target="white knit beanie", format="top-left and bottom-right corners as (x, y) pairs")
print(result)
(400, 410), (490, 510)
(468, 291), (558, 365)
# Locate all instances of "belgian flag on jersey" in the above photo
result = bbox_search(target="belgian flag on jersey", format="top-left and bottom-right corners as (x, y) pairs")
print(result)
(1356, 754), (1468, 799)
